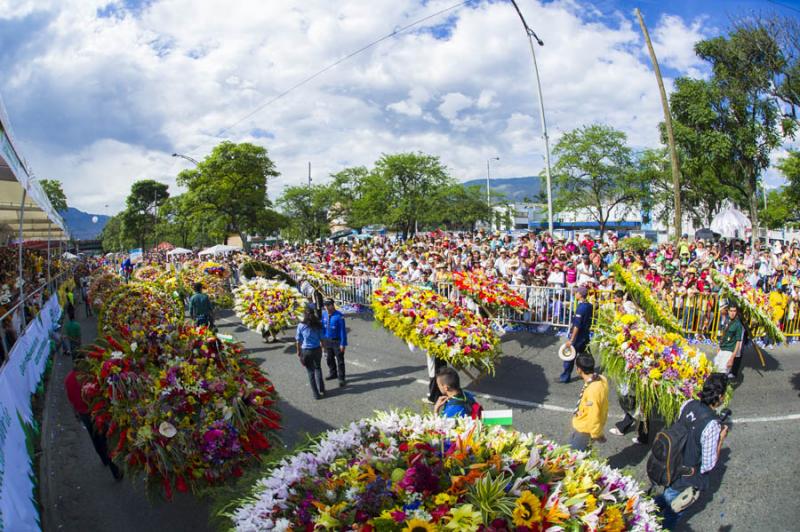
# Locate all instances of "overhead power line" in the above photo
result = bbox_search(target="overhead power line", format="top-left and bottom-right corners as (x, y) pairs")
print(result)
(185, 0), (470, 157)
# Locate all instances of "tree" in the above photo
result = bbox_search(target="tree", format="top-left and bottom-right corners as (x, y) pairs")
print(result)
(39, 179), (67, 213)
(430, 184), (491, 231)
(277, 185), (333, 241)
(552, 124), (646, 234)
(100, 214), (135, 252)
(688, 29), (794, 244)
(121, 179), (169, 249)
(351, 152), (452, 239)
(177, 141), (281, 250)
(759, 188), (798, 229)
(777, 150), (800, 204)
(326, 166), (370, 228)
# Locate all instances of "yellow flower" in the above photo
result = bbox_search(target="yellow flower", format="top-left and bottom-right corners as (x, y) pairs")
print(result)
(434, 492), (456, 506)
(599, 506), (625, 532)
(648, 368), (662, 379)
(584, 494), (597, 513)
(403, 518), (436, 532)
(444, 504), (482, 531)
(512, 490), (543, 527)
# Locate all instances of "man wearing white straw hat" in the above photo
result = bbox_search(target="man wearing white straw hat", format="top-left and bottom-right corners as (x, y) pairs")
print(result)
(560, 285), (593, 384)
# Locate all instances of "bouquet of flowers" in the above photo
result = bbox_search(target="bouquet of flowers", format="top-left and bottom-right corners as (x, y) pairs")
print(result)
(98, 282), (184, 334)
(592, 305), (715, 424)
(171, 261), (233, 308)
(132, 265), (166, 284)
(88, 270), (122, 311)
(372, 279), (500, 373)
(452, 270), (527, 313)
(288, 262), (346, 288)
(230, 411), (660, 531)
(233, 278), (305, 337)
(611, 263), (682, 334)
(710, 269), (785, 344)
(78, 325), (281, 499)
(201, 261), (231, 279)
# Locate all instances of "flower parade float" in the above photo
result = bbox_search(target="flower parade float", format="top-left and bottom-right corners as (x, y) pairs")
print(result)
(234, 278), (305, 341)
(289, 262), (346, 289)
(79, 324), (281, 499)
(229, 411), (661, 531)
(372, 278), (500, 375)
(98, 282), (184, 334)
(167, 260), (234, 308)
(591, 305), (717, 424)
(610, 264), (682, 334)
(88, 270), (123, 311)
(709, 269), (785, 345)
(132, 264), (167, 284)
(452, 270), (527, 318)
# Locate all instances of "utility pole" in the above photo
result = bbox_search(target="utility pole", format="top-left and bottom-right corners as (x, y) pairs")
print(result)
(636, 8), (682, 243)
(308, 162), (312, 188)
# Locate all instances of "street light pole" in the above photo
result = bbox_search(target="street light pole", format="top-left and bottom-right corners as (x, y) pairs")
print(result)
(172, 153), (200, 166)
(486, 157), (499, 230)
(509, 0), (554, 234)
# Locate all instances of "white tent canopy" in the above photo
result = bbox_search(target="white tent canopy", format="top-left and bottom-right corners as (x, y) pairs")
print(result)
(167, 247), (193, 256)
(710, 203), (752, 239)
(198, 244), (242, 256)
(62, 252), (79, 260)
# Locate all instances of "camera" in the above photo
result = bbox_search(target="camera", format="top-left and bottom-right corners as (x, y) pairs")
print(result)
(718, 408), (732, 424)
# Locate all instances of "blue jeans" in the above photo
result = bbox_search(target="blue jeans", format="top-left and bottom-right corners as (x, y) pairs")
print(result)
(655, 487), (685, 530)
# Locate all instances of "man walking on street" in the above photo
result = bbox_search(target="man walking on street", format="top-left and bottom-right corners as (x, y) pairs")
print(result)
(569, 354), (608, 451)
(189, 282), (214, 328)
(560, 285), (593, 383)
(321, 298), (347, 386)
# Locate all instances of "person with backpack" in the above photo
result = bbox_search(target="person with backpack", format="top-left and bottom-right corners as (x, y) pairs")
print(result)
(649, 373), (730, 530)
(569, 354), (608, 451)
(433, 367), (481, 419)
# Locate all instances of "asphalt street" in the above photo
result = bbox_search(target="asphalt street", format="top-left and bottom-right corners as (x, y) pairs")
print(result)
(40, 305), (800, 531)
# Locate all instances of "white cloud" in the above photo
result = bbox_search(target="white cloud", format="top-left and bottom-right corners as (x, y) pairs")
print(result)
(650, 14), (711, 78)
(3, 0), (784, 215)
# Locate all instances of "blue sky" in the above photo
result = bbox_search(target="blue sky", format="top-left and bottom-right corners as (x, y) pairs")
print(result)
(0, 0), (798, 214)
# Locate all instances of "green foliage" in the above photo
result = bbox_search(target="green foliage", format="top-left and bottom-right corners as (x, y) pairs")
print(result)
(430, 184), (491, 231)
(552, 124), (646, 233)
(100, 214), (135, 252)
(778, 150), (800, 205)
(177, 141), (284, 249)
(619, 236), (652, 252)
(277, 184), (333, 241)
(118, 179), (169, 249)
(466, 473), (515, 525)
(240, 261), (297, 286)
(759, 188), (798, 229)
(39, 179), (68, 213)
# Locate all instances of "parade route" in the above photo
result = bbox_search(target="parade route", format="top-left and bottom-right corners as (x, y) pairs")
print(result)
(40, 306), (800, 531)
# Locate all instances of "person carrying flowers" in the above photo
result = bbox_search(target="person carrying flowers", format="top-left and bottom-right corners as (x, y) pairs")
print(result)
(713, 305), (745, 377)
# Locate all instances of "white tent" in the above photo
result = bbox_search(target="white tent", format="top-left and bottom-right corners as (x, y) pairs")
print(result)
(62, 252), (79, 260)
(166, 247), (193, 256)
(198, 244), (242, 256)
(711, 204), (751, 239)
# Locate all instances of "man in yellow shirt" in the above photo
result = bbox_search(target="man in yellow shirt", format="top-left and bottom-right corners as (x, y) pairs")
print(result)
(569, 354), (609, 451)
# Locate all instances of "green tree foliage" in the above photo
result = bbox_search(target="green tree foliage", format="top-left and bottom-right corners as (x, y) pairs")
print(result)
(671, 28), (795, 242)
(552, 124), (646, 234)
(177, 141), (283, 250)
(778, 150), (800, 204)
(39, 179), (67, 213)
(120, 179), (169, 249)
(277, 185), (332, 241)
(759, 188), (797, 229)
(430, 184), (491, 231)
(100, 214), (135, 252)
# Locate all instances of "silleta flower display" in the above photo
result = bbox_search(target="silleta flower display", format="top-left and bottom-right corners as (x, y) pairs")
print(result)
(372, 279), (500, 373)
(98, 282), (184, 334)
(592, 305), (716, 424)
(611, 264), (682, 334)
(234, 278), (305, 337)
(88, 270), (123, 311)
(710, 269), (785, 344)
(230, 412), (661, 531)
(79, 324), (281, 499)
(452, 270), (527, 313)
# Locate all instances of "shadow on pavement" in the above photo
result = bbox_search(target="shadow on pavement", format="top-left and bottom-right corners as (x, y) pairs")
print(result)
(742, 343), (781, 373)
(677, 448), (731, 531)
(790, 371), (800, 395)
(469, 354), (551, 407)
(277, 401), (335, 448)
(329, 377), (418, 396)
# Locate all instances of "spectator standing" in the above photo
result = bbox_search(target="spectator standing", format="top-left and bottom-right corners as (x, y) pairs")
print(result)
(569, 354), (608, 451)
(321, 298), (347, 387)
(713, 306), (744, 376)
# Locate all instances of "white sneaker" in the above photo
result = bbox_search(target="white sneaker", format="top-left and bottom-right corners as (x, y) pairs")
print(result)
(632, 437), (645, 445)
(609, 427), (624, 437)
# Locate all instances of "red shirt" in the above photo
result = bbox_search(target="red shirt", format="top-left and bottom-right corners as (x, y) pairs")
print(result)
(65, 370), (89, 415)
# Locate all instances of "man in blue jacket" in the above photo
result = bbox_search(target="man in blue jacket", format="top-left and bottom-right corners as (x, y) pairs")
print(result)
(321, 298), (348, 386)
(560, 285), (593, 383)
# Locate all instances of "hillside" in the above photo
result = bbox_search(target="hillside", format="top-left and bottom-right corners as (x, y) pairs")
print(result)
(61, 207), (109, 240)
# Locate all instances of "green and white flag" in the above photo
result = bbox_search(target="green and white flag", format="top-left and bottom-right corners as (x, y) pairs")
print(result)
(482, 409), (513, 426)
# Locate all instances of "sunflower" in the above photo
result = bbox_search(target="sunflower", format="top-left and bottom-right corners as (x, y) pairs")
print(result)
(598, 506), (626, 532)
(512, 490), (543, 527)
(403, 518), (436, 532)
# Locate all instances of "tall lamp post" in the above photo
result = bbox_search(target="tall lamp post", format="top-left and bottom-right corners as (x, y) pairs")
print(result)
(172, 153), (200, 166)
(486, 156), (500, 207)
(509, 0), (554, 234)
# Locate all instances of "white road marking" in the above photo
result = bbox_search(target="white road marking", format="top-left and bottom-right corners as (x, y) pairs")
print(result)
(732, 413), (800, 424)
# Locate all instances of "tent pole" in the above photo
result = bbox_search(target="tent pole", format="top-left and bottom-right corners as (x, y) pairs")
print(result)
(18, 189), (27, 328)
(47, 221), (52, 287)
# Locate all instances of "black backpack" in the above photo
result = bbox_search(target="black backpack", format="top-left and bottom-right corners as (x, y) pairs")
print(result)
(646, 403), (714, 487)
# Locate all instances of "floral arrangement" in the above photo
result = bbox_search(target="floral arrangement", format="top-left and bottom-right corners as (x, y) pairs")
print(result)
(229, 411), (661, 531)
(171, 262), (233, 308)
(592, 305), (715, 424)
(372, 278), (500, 373)
(611, 263), (682, 334)
(452, 270), (527, 313)
(88, 270), (123, 311)
(78, 325), (281, 499)
(710, 269), (785, 344)
(132, 265), (166, 284)
(288, 261), (346, 288)
(98, 282), (184, 334)
(233, 278), (305, 336)
(201, 261), (231, 279)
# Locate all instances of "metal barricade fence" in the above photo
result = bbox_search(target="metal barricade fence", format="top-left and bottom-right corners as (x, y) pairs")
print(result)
(782, 301), (800, 338)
